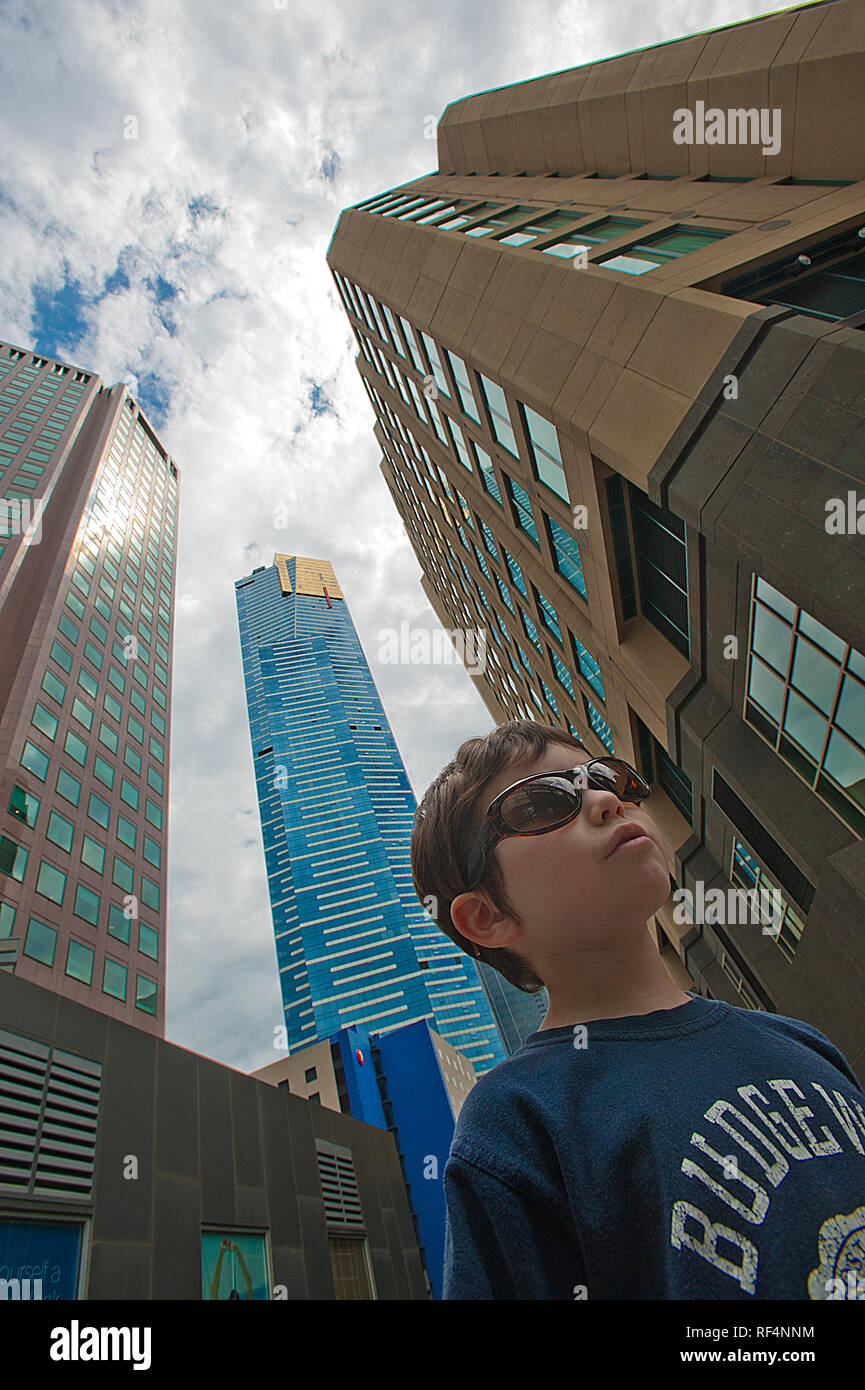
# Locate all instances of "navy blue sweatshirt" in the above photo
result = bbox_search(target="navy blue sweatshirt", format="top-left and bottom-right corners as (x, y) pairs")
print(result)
(442, 994), (865, 1300)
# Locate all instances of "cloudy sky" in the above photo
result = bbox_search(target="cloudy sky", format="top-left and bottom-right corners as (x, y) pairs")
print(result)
(0, 0), (802, 1074)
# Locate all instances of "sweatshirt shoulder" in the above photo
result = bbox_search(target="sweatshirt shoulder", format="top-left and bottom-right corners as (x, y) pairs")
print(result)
(449, 1049), (544, 1157)
(733, 1005), (863, 1091)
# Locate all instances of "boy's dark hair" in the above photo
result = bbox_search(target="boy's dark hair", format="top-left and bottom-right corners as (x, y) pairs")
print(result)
(411, 719), (590, 993)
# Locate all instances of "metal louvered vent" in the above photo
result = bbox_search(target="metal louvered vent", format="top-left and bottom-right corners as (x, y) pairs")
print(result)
(0, 1027), (102, 1199)
(315, 1139), (364, 1232)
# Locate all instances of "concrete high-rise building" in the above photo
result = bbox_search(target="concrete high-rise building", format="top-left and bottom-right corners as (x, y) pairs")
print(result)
(0, 341), (177, 1035)
(234, 553), (522, 1074)
(326, 1), (865, 1080)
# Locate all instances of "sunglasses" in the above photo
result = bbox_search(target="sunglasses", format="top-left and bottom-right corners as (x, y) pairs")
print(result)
(464, 757), (651, 890)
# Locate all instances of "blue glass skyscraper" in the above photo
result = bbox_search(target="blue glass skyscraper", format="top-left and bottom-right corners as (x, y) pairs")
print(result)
(235, 554), (507, 1074)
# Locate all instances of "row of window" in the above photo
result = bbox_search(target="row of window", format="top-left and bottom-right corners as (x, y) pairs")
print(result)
(4, 910), (156, 1011)
(0, 831), (159, 914)
(353, 191), (731, 275)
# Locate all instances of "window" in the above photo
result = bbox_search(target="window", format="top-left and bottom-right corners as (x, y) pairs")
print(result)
(81, 835), (105, 874)
(135, 973), (157, 1015)
(41, 670), (67, 706)
(78, 667), (98, 699)
(546, 513), (587, 601)
(628, 482), (689, 658)
(571, 634), (605, 702)
(46, 811), (74, 853)
(36, 860), (66, 905)
(87, 792), (110, 830)
(66, 939), (94, 985)
(598, 225), (729, 275)
(64, 730), (87, 767)
(744, 576), (865, 837)
(444, 350), (479, 423)
(478, 375), (518, 456)
(521, 405), (569, 502)
(98, 721), (119, 753)
(108, 903), (131, 943)
(112, 856), (134, 893)
(8, 785), (39, 829)
(50, 641), (73, 674)
(534, 587), (562, 644)
(504, 475), (539, 546)
(120, 779), (139, 810)
(496, 210), (585, 247)
(201, 1230), (269, 1300)
(730, 839), (804, 965)
(503, 547), (527, 597)
(541, 216), (647, 260)
(141, 876), (159, 911)
(93, 756), (114, 789)
(102, 958), (127, 1000)
(472, 444), (502, 506)
(23, 917), (56, 967)
(419, 333), (450, 398)
(138, 922), (159, 960)
(71, 697), (93, 731)
(56, 768), (81, 806)
(0, 837), (28, 882)
(584, 696), (614, 753)
(117, 814), (136, 849)
(20, 740), (49, 781)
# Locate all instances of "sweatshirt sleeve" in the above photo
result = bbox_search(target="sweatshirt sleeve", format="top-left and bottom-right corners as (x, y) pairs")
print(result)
(442, 1152), (584, 1300)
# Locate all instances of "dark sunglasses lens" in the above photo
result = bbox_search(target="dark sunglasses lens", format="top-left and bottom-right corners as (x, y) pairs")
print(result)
(588, 759), (646, 799)
(501, 781), (575, 831)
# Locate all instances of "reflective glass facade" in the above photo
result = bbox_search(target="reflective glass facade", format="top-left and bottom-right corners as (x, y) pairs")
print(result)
(235, 555), (507, 1074)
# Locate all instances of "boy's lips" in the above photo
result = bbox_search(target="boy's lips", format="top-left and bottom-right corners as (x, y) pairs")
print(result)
(605, 822), (652, 857)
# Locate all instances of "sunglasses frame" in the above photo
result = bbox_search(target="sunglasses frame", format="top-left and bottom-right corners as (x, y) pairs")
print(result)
(463, 758), (651, 890)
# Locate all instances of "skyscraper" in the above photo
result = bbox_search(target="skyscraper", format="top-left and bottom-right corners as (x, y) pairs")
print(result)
(0, 341), (177, 1034)
(326, 3), (865, 1076)
(234, 553), (514, 1073)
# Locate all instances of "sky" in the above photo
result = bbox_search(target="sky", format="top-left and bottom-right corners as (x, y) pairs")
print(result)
(0, 0), (806, 1075)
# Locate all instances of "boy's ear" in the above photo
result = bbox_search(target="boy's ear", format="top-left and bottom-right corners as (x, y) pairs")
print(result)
(450, 889), (501, 937)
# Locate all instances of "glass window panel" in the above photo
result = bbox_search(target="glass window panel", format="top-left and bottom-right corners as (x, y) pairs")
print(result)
(797, 609), (846, 660)
(783, 689), (828, 761)
(36, 860), (66, 904)
(835, 673), (865, 746)
(23, 917), (56, 966)
(0, 837), (28, 881)
(66, 939), (94, 984)
(789, 636), (839, 716)
(46, 811), (74, 852)
(823, 727), (865, 807)
(748, 655), (785, 723)
(752, 603), (792, 677)
(8, 785), (39, 828)
(81, 835), (105, 874)
(20, 741), (49, 781)
(31, 703), (58, 740)
(755, 576), (796, 622)
(103, 958), (127, 1000)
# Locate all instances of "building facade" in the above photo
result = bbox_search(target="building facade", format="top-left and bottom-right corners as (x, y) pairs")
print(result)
(0, 343), (177, 1036)
(0, 970), (426, 1299)
(326, 0), (865, 1079)
(234, 553), (518, 1073)
(254, 1016), (477, 1298)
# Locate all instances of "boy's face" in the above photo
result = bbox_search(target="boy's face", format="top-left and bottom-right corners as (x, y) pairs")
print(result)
(467, 742), (672, 961)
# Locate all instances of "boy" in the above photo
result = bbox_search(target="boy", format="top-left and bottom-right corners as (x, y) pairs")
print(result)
(410, 719), (865, 1301)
